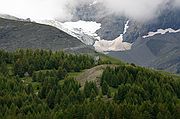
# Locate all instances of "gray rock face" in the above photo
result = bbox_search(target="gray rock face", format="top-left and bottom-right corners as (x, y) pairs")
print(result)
(73, 3), (126, 40)
(1, 3), (180, 74)
(109, 32), (180, 74)
(73, 4), (180, 73)
(123, 8), (180, 43)
(74, 4), (180, 43)
(96, 15), (126, 40)
(0, 18), (94, 53)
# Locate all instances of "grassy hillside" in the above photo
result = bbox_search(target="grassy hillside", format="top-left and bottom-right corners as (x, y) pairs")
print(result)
(0, 49), (180, 119)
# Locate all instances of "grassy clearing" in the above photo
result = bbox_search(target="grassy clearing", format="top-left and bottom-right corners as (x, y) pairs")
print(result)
(21, 77), (40, 92)
(58, 71), (83, 85)
(75, 64), (118, 87)
(158, 70), (180, 80)
(66, 71), (83, 79)
(109, 87), (117, 96)
(98, 53), (123, 65)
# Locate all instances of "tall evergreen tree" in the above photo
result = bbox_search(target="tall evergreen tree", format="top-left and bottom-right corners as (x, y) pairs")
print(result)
(46, 90), (55, 109)
(102, 81), (109, 95)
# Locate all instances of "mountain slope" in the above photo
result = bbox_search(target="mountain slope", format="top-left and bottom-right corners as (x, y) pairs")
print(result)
(0, 18), (94, 53)
(109, 32), (180, 73)
(72, 3), (180, 74)
(0, 4), (180, 74)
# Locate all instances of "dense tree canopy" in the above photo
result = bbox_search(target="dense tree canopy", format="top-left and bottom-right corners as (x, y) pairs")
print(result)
(0, 49), (180, 119)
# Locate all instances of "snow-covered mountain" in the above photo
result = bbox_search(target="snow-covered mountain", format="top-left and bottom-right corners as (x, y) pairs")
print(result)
(69, 2), (180, 74)
(0, 1), (180, 74)
(0, 17), (95, 53)
(36, 20), (100, 46)
(36, 19), (132, 52)
(94, 20), (132, 52)
(0, 14), (20, 21)
(0, 14), (31, 22)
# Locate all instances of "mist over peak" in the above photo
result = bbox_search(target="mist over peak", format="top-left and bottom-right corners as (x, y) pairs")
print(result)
(0, 0), (180, 21)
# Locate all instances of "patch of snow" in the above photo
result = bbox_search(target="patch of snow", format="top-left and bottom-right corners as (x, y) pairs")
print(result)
(90, 0), (98, 6)
(0, 14), (31, 22)
(36, 20), (75, 36)
(143, 28), (180, 38)
(62, 20), (101, 37)
(0, 14), (19, 20)
(36, 19), (132, 52)
(123, 20), (129, 34)
(36, 20), (101, 45)
(94, 20), (132, 52)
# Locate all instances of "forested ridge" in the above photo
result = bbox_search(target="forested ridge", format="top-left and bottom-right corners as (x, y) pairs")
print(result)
(0, 49), (180, 119)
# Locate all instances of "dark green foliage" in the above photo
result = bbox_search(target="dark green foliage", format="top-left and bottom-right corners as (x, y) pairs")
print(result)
(102, 81), (109, 95)
(62, 78), (81, 95)
(57, 67), (67, 80)
(25, 84), (33, 95)
(0, 49), (180, 119)
(107, 89), (111, 98)
(46, 90), (56, 109)
(86, 113), (94, 119)
(101, 65), (180, 118)
(84, 81), (98, 98)
(90, 89), (97, 101)
(0, 62), (8, 76)
(0, 49), (95, 78)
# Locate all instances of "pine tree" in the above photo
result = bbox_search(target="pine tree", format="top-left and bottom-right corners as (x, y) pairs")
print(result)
(25, 84), (33, 95)
(46, 90), (55, 109)
(90, 89), (97, 101)
(57, 67), (67, 80)
(86, 113), (95, 119)
(0, 62), (8, 76)
(107, 89), (111, 98)
(68, 90), (76, 103)
(102, 81), (109, 95)
(55, 90), (63, 104)
(32, 72), (36, 82)
(76, 90), (84, 102)
(28, 64), (34, 76)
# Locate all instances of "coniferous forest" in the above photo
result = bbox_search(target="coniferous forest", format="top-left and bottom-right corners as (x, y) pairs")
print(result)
(0, 49), (180, 119)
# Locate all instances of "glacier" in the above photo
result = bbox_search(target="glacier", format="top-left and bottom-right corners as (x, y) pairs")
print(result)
(36, 20), (101, 46)
(36, 19), (132, 52)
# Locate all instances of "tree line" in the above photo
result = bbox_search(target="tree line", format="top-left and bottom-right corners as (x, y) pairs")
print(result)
(0, 49), (180, 119)
(101, 65), (180, 118)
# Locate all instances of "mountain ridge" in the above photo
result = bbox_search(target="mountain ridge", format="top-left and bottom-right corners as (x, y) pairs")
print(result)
(0, 6), (180, 74)
(0, 17), (95, 53)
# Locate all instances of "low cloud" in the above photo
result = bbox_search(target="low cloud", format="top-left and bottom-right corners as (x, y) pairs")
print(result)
(0, 0), (179, 21)
(101, 0), (168, 21)
(0, 0), (79, 20)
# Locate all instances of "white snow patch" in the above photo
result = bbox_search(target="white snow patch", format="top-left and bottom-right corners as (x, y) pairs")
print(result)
(90, 0), (98, 6)
(123, 20), (129, 34)
(94, 20), (132, 52)
(143, 28), (180, 38)
(36, 19), (132, 52)
(36, 20), (101, 45)
(62, 20), (101, 37)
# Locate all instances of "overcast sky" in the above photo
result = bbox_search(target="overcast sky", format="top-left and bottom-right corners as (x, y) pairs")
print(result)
(0, 0), (179, 21)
